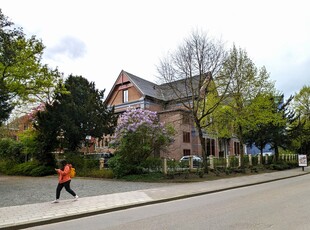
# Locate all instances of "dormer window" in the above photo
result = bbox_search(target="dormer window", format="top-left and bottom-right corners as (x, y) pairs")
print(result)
(123, 89), (128, 103)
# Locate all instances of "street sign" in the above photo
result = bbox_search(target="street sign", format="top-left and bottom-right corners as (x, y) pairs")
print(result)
(298, 154), (307, 167)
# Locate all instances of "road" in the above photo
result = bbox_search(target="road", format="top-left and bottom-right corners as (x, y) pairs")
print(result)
(28, 174), (310, 230)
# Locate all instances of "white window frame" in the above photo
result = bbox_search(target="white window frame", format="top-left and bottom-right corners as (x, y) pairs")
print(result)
(123, 89), (128, 103)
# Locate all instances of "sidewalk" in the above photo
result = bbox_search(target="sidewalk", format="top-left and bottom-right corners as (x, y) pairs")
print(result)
(1, 168), (308, 230)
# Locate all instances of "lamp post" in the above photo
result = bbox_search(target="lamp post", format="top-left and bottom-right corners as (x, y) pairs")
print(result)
(56, 129), (64, 161)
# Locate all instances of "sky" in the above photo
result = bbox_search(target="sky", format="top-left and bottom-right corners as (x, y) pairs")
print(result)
(1, 0), (309, 99)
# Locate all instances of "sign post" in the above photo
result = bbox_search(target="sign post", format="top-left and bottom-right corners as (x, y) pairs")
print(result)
(298, 154), (307, 171)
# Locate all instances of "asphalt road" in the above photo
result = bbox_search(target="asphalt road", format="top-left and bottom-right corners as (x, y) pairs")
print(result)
(0, 175), (173, 207)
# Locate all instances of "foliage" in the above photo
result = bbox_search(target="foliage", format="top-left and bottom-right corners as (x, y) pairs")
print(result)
(0, 79), (13, 124)
(266, 96), (298, 160)
(0, 138), (24, 162)
(0, 160), (54, 176)
(110, 107), (175, 177)
(34, 75), (118, 163)
(242, 93), (284, 154)
(17, 129), (39, 161)
(291, 85), (310, 155)
(78, 169), (114, 179)
(0, 10), (66, 124)
(63, 151), (114, 178)
(218, 45), (275, 158)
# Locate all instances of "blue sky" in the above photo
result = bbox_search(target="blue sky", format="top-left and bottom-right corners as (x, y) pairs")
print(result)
(1, 0), (309, 99)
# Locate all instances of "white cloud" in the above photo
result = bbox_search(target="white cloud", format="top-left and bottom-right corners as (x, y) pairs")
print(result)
(45, 36), (87, 60)
(1, 0), (309, 96)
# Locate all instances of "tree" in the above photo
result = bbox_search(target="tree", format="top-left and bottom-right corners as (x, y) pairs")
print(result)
(17, 129), (39, 162)
(242, 93), (283, 156)
(157, 30), (228, 172)
(0, 79), (13, 124)
(34, 75), (117, 164)
(291, 86), (310, 155)
(267, 95), (298, 160)
(111, 107), (175, 177)
(219, 45), (275, 160)
(0, 9), (65, 124)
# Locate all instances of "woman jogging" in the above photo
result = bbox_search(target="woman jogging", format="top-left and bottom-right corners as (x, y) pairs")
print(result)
(52, 160), (78, 203)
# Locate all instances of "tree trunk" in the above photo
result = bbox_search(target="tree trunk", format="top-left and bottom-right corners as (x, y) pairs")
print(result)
(197, 126), (208, 173)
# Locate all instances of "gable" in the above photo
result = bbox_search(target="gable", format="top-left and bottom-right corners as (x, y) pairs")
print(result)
(105, 70), (143, 107)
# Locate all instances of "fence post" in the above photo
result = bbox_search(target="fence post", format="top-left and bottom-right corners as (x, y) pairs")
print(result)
(249, 154), (252, 166)
(189, 156), (193, 170)
(265, 155), (268, 164)
(238, 155), (241, 167)
(210, 155), (214, 170)
(99, 158), (104, 170)
(163, 158), (167, 175)
(258, 155), (261, 165)
(226, 156), (230, 168)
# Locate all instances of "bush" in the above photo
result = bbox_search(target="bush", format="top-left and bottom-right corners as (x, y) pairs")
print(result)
(0, 138), (24, 163)
(78, 169), (114, 178)
(0, 160), (54, 176)
(63, 152), (100, 176)
(30, 166), (55, 176)
(141, 157), (162, 172)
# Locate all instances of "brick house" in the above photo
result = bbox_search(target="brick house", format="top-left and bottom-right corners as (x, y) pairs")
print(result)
(102, 70), (241, 161)
(4, 114), (33, 140)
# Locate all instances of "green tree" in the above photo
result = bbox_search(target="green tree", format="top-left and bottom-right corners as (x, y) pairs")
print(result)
(18, 129), (39, 162)
(0, 9), (65, 124)
(0, 138), (23, 162)
(291, 86), (310, 155)
(242, 93), (283, 157)
(266, 95), (298, 160)
(0, 79), (13, 124)
(220, 45), (275, 160)
(34, 75), (117, 164)
(110, 107), (175, 177)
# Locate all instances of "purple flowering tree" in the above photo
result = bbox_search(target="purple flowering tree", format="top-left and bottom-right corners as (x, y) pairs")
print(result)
(111, 107), (174, 176)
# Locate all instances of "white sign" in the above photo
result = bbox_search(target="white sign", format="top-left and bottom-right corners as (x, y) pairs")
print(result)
(298, 155), (307, 167)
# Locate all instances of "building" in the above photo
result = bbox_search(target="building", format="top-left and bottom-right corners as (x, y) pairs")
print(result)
(3, 114), (33, 140)
(103, 70), (241, 160)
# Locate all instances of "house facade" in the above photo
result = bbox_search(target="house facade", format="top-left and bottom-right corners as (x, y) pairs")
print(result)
(103, 70), (241, 161)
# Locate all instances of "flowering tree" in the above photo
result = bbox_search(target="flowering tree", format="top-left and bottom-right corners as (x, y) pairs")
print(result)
(111, 107), (174, 176)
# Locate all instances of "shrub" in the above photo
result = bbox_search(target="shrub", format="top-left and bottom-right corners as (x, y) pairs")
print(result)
(0, 138), (24, 163)
(141, 157), (162, 172)
(78, 169), (114, 178)
(0, 160), (54, 176)
(30, 166), (55, 176)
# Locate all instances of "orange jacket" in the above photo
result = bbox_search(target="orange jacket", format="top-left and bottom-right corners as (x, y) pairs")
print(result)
(56, 164), (72, 184)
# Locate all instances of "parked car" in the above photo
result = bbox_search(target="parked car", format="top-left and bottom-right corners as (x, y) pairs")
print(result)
(179, 155), (203, 167)
(262, 152), (274, 156)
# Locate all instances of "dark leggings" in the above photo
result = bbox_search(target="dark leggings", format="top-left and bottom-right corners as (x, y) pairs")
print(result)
(56, 180), (76, 199)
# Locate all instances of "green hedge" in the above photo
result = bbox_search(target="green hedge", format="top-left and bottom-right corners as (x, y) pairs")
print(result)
(0, 160), (54, 176)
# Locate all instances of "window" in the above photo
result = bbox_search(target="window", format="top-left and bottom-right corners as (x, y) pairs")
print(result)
(234, 142), (240, 155)
(183, 132), (190, 143)
(123, 89), (128, 103)
(182, 114), (190, 124)
(206, 138), (215, 156)
(183, 149), (191, 156)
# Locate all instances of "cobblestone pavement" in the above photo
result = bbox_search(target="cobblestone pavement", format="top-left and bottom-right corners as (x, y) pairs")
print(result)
(0, 175), (173, 208)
